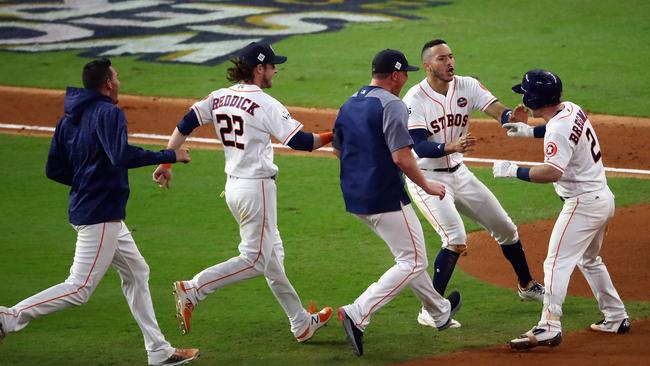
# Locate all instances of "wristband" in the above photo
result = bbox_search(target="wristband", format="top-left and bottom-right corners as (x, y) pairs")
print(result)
(160, 163), (172, 169)
(318, 132), (333, 145)
(533, 125), (546, 138)
(516, 167), (531, 181)
(500, 109), (512, 125)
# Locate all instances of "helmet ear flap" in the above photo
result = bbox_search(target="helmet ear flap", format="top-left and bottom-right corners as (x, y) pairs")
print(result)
(523, 93), (543, 109)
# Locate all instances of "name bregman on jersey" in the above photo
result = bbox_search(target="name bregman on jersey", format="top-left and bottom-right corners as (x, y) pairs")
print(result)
(212, 94), (260, 116)
(569, 109), (588, 144)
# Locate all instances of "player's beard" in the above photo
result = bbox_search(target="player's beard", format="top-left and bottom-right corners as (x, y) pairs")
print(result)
(260, 74), (273, 89)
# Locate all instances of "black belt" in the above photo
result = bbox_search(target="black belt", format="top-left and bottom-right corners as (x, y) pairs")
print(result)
(433, 163), (462, 173)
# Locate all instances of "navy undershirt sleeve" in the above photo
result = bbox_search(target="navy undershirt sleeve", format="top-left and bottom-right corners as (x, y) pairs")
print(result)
(410, 129), (446, 158)
(533, 124), (546, 138)
(287, 130), (314, 151)
(177, 110), (200, 135)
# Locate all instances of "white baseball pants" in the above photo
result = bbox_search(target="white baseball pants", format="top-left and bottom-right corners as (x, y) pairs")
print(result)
(539, 186), (628, 332)
(0, 222), (175, 364)
(182, 176), (310, 336)
(343, 204), (451, 330)
(407, 164), (518, 247)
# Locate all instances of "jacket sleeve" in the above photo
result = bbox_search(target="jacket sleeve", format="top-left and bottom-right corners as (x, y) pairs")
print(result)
(96, 106), (176, 169)
(45, 119), (73, 186)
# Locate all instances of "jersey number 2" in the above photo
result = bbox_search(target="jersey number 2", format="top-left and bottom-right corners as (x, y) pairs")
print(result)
(585, 127), (601, 163)
(216, 114), (245, 149)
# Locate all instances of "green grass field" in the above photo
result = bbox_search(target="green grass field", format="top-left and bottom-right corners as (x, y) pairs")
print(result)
(1, 134), (649, 365)
(1, 0), (649, 116)
(1, 0), (650, 364)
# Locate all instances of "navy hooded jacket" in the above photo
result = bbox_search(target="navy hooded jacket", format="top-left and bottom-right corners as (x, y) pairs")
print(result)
(46, 87), (176, 225)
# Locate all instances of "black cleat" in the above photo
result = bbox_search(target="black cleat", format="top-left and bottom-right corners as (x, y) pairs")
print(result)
(338, 307), (364, 356)
(438, 291), (462, 331)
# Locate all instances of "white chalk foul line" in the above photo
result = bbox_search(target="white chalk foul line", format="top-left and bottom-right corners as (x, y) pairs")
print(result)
(3, 123), (650, 176)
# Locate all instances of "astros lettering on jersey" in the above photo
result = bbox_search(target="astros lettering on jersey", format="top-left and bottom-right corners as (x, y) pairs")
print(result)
(404, 76), (496, 169)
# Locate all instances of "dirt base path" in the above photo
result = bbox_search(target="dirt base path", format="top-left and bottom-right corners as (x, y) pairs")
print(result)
(1, 85), (649, 365)
(1, 86), (649, 170)
(398, 204), (650, 366)
(398, 318), (650, 366)
(460, 204), (650, 302)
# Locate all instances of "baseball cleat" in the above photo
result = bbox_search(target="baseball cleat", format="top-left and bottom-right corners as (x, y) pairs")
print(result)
(590, 318), (631, 334)
(417, 307), (461, 329)
(0, 320), (5, 344)
(509, 327), (562, 350)
(437, 291), (462, 331)
(296, 306), (333, 343)
(518, 282), (545, 302)
(149, 348), (200, 366)
(172, 281), (195, 335)
(338, 307), (364, 356)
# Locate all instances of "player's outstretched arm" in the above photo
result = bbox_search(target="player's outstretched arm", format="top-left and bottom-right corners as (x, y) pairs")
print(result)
(493, 161), (562, 183)
(392, 146), (445, 199)
(153, 127), (191, 189)
(286, 130), (333, 151)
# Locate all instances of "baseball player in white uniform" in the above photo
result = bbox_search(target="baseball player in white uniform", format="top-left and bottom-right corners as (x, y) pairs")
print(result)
(402, 40), (544, 325)
(151, 42), (333, 343)
(494, 69), (630, 350)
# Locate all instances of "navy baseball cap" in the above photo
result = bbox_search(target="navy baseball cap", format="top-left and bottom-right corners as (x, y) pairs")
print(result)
(512, 69), (562, 109)
(372, 49), (419, 73)
(238, 42), (287, 66)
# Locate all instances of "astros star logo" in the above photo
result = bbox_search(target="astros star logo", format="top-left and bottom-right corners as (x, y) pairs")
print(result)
(545, 142), (558, 157)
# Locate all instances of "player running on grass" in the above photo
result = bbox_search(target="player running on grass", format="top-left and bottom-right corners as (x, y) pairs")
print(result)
(334, 49), (462, 357)
(0, 58), (198, 366)
(152, 42), (334, 343)
(402, 40), (544, 328)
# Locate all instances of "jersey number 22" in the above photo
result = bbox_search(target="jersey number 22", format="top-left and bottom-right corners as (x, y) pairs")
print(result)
(216, 114), (245, 149)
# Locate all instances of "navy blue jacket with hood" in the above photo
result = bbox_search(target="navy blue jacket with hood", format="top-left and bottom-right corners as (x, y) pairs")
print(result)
(46, 87), (176, 225)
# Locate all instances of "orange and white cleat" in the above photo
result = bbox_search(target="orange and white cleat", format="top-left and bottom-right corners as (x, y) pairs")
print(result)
(172, 281), (195, 335)
(296, 306), (332, 343)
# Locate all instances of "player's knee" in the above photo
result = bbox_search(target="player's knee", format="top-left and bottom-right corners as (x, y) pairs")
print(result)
(445, 244), (467, 254)
(496, 229), (519, 246)
(75, 286), (94, 305)
(414, 258), (429, 273)
(123, 261), (151, 286)
(578, 255), (603, 270)
(135, 262), (151, 283)
(396, 258), (420, 274)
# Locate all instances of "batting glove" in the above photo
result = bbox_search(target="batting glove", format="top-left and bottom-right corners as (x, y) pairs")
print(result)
(502, 122), (534, 138)
(493, 161), (519, 178)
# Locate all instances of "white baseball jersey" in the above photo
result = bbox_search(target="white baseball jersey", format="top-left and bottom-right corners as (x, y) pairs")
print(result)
(535, 103), (626, 333)
(543, 101), (606, 197)
(180, 82), (317, 339)
(191, 83), (304, 178)
(403, 76), (497, 169)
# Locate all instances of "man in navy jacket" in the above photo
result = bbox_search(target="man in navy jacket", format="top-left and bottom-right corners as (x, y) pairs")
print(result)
(0, 59), (199, 366)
